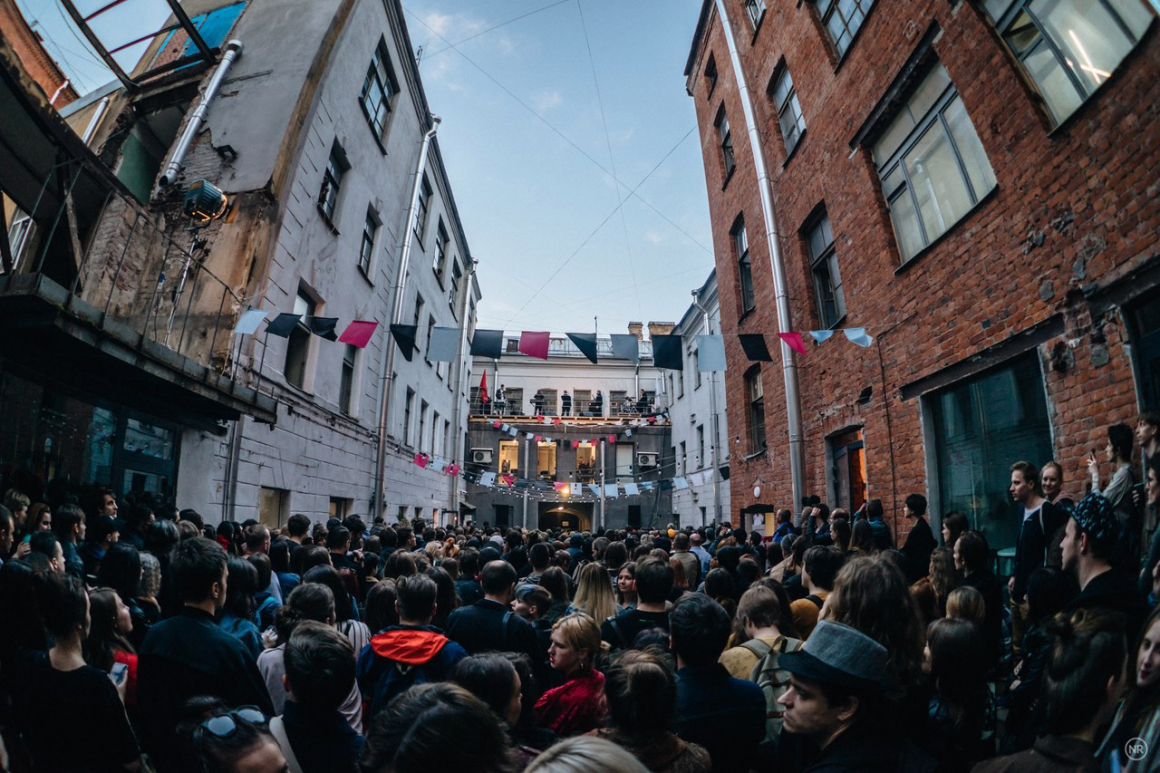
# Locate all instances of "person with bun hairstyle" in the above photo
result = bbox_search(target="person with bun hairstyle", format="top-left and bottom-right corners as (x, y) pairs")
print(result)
(535, 612), (609, 737)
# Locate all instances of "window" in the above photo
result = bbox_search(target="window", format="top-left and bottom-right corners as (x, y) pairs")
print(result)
(873, 63), (997, 263)
(432, 411), (441, 455)
(359, 208), (378, 275)
(715, 107), (736, 180)
(747, 368), (766, 453)
(499, 440), (519, 474)
(414, 175), (432, 243)
(433, 219), (448, 278)
(319, 143), (347, 223)
(697, 425), (705, 469)
(404, 388), (415, 445)
(425, 315), (436, 365)
(676, 362), (685, 398)
(443, 420), (452, 460)
(771, 65), (806, 155)
(328, 497), (351, 520)
(705, 54), (718, 95)
(982, 0), (1152, 125)
(694, 347), (703, 388)
(285, 291), (315, 390)
(339, 344), (356, 414)
(807, 211), (846, 328)
(538, 442), (559, 481)
(412, 295), (424, 333)
(679, 442), (687, 475)
(734, 219), (755, 313)
(616, 444), (634, 482)
(259, 486), (288, 528)
(360, 39), (398, 139)
(744, 0), (766, 28)
(1128, 293), (1160, 410)
(829, 428), (867, 512)
(449, 261), (463, 313)
(928, 355), (1052, 552)
(419, 400), (429, 453)
(817, 0), (876, 57)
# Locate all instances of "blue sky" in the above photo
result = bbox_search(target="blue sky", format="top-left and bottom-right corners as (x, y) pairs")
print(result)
(20, 0), (716, 335)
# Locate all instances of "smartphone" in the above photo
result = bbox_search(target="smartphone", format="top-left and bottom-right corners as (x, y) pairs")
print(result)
(110, 661), (128, 686)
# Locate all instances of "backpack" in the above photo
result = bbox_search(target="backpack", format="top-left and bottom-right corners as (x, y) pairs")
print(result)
(743, 636), (803, 750)
(363, 653), (434, 721)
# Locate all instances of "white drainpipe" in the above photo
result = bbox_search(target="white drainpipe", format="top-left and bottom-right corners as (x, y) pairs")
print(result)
(159, 40), (243, 187)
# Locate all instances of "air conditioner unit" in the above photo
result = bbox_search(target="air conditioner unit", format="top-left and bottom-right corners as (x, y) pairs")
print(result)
(637, 452), (658, 469)
(470, 449), (493, 464)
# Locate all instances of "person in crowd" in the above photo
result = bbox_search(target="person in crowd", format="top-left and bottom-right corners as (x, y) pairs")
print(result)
(942, 511), (969, 550)
(302, 564), (370, 655)
(536, 612), (609, 737)
(910, 577), (941, 628)
(189, 705), (288, 773)
(456, 548), (485, 605)
(514, 583), (554, 653)
(615, 560), (637, 610)
(453, 653), (543, 765)
(524, 542), (552, 585)
(80, 513), (119, 578)
(811, 505), (833, 547)
(775, 620), (899, 771)
(956, 531), (1004, 667)
(1040, 460), (1078, 513)
(426, 565), (458, 629)
(364, 578), (399, 633)
(1141, 453), (1160, 596)
(865, 499), (893, 551)
(830, 517), (852, 554)
(360, 682), (516, 773)
(84, 586), (139, 708)
(220, 556), (263, 660)
(137, 537), (273, 770)
(13, 572), (142, 771)
(946, 586), (987, 628)
(3, 489), (28, 535)
(790, 546), (844, 639)
(589, 648), (712, 772)
(52, 502), (86, 580)
(0, 505), (14, 566)
(770, 509), (794, 546)
(120, 503), (154, 551)
(672, 532), (701, 590)
(569, 562), (619, 622)
(922, 618), (994, 770)
(1088, 423), (1138, 557)
(1098, 604), (1160, 770)
(97, 541), (151, 649)
(849, 519), (878, 557)
(974, 609), (1127, 773)
(273, 621), (364, 773)
(690, 532), (712, 578)
(671, 594), (765, 772)
(30, 529), (66, 574)
(446, 559), (540, 662)
(137, 549), (163, 625)
(900, 494), (938, 585)
(541, 565), (572, 624)
(602, 556), (672, 650)
(357, 573), (468, 722)
(270, 540), (300, 605)
(561, 390), (572, 416)
(928, 547), (958, 617)
(1009, 461), (1065, 659)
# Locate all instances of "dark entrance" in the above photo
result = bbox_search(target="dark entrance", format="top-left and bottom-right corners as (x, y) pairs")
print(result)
(538, 502), (593, 532)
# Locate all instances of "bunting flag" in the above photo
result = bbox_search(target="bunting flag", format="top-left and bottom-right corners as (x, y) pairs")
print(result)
(427, 326), (460, 361)
(604, 484), (619, 498)
(778, 332), (807, 355)
(338, 320), (378, 348)
(651, 334), (683, 371)
(567, 333), (599, 364)
(518, 331), (550, 360)
(553, 482), (569, 492)
(508, 427), (519, 437)
(308, 317), (339, 342)
(480, 472), (496, 487)
(265, 313), (301, 338)
(500, 423), (510, 432)
(696, 334), (727, 371)
(534, 435), (543, 442)
(479, 371), (489, 405)
(624, 482), (640, 496)
(719, 465), (731, 481)
(501, 474), (514, 486)
(673, 476), (689, 490)
(588, 484), (602, 496)
(844, 327), (874, 347)
(739, 333), (773, 362)
(608, 434), (617, 444)
(389, 324), (418, 361)
(469, 329), (504, 359)
(526, 432), (535, 440)
(625, 429), (633, 438)
(640, 481), (654, 490)
(233, 309), (268, 335)
(428, 458), (446, 473)
(493, 421), (502, 429)
(413, 454), (428, 468)
(809, 330), (835, 344)
(572, 440), (580, 449)
(446, 464), (461, 476)
(610, 334), (640, 363)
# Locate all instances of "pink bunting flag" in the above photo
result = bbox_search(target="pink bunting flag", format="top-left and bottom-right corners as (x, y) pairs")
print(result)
(413, 453), (428, 468)
(492, 421), (502, 429)
(572, 440), (580, 449)
(608, 434), (617, 443)
(647, 416), (657, 424)
(447, 463), (460, 476)
(501, 474), (514, 486)
(553, 482), (568, 492)
(534, 435), (543, 442)
(338, 320), (379, 348)
(778, 332), (808, 354)
(552, 417), (562, 425)
(518, 331), (550, 360)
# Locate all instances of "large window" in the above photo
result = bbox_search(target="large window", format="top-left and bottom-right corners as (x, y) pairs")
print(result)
(817, 0), (876, 57)
(419, 400), (429, 453)
(404, 388), (415, 446)
(499, 440), (519, 475)
(771, 65), (806, 155)
(359, 208), (378, 275)
(361, 39), (398, 139)
(318, 143), (347, 223)
(1128, 293), (1160, 411)
(285, 291), (315, 390)
(744, 0), (766, 28)
(414, 175), (432, 243)
(339, 344), (356, 415)
(747, 367), (766, 454)
(734, 219), (755, 313)
(873, 63), (997, 263)
(433, 219), (449, 278)
(982, 0), (1153, 125)
(449, 261), (463, 314)
(928, 355), (1053, 552)
(807, 211), (846, 328)
(715, 107), (736, 180)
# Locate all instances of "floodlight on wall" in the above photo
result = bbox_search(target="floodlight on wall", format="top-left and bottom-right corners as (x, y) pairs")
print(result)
(184, 180), (229, 223)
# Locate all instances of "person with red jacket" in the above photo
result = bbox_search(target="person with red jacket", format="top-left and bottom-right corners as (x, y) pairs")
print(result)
(535, 612), (608, 737)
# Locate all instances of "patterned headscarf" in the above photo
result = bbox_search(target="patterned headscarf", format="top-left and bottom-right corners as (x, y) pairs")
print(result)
(1071, 492), (1117, 543)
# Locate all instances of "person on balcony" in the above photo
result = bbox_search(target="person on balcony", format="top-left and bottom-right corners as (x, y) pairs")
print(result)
(561, 391), (572, 417)
(495, 385), (507, 415)
(591, 391), (603, 416)
(533, 391), (545, 415)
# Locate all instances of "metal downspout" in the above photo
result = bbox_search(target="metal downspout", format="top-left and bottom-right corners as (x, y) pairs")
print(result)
(159, 40), (243, 187)
(713, 0), (804, 507)
(449, 259), (477, 517)
(693, 295), (722, 526)
(373, 118), (441, 521)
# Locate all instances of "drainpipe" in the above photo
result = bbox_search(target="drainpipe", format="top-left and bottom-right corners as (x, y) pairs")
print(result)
(373, 117), (441, 521)
(449, 259), (477, 514)
(159, 40), (243, 187)
(693, 292), (722, 526)
(80, 97), (110, 144)
(714, 0), (805, 507)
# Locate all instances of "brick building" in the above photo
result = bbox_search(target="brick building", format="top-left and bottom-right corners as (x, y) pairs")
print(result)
(685, 0), (1160, 551)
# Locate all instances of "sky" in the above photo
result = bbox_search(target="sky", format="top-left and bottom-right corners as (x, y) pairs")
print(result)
(18, 0), (717, 336)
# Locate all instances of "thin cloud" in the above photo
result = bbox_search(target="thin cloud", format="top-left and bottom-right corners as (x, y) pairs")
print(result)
(532, 90), (564, 112)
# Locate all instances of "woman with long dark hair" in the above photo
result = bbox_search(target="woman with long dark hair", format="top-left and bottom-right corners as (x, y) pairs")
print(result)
(303, 564), (370, 655)
(1098, 604), (1160, 768)
(96, 542), (150, 649)
(220, 557), (263, 660)
(922, 618), (994, 770)
(84, 587), (139, 708)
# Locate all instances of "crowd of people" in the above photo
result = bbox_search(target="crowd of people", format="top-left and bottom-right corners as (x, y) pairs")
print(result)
(0, 412), (1157, 772)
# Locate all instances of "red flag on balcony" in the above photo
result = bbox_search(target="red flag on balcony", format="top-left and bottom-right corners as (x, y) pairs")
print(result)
(479, 371), (489, 405)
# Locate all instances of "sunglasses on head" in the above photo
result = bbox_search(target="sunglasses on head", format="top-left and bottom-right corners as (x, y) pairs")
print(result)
(196, 706), (268, 740)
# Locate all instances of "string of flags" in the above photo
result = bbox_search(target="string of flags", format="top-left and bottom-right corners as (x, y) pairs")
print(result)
(464, 328), (875, 370)
(232, 310), (381, 349)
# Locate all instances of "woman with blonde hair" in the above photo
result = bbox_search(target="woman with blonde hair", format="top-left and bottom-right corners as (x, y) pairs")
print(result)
(535, 612), (609, 737)
(946, 585), (986, 629)
(928, 547), (957, 616)
(568, 562), (618, 623)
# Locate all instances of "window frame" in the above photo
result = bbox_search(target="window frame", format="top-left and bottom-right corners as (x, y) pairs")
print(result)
(318, 143), (348, 225)
(733, 219), (755, 314)
(432, 218), (449, 280)
(339, 343), (357, 415)
(414, 175), (432, 245)
(359, 38), (399, 144)
(770, 63), (807, 157)
(704, 54), (719, 97)
(805, 210), (846, 329)
(816, 0), (877, 59)
(284, 289), (317, 392)
(715, 107), (737, 182)
(747, 367), (766, 455)
(359, 207), (379, 277)
(744, 0), (766, 30)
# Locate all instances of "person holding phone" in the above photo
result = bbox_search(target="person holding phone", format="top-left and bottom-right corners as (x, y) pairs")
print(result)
(1088, 423), (1138, 569)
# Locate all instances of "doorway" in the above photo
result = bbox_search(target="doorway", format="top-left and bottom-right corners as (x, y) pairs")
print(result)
(829, 428), (867, 513)
(537, 501), (593, 532)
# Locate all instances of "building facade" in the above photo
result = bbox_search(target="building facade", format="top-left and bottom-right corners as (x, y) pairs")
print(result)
(0, 0), (478, 527)
(686, 0), (1160, 550)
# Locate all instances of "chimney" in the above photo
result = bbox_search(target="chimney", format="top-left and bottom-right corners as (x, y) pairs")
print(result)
(648, 321), (675, 338)
(627, 322), (643, 340)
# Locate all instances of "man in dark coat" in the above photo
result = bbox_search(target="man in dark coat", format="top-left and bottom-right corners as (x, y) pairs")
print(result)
(900, 493), (938, 585)
(445, 560), (539, 663)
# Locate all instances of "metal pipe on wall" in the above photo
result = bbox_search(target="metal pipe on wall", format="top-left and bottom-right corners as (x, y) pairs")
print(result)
(693, 294), (722, 526)
(159, 40), (243, 187)
(713, 0), (805, 507)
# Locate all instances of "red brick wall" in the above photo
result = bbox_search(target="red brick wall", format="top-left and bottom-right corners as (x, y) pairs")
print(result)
(0, 0), (78, 107)
(687, 0), (1160, 541)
